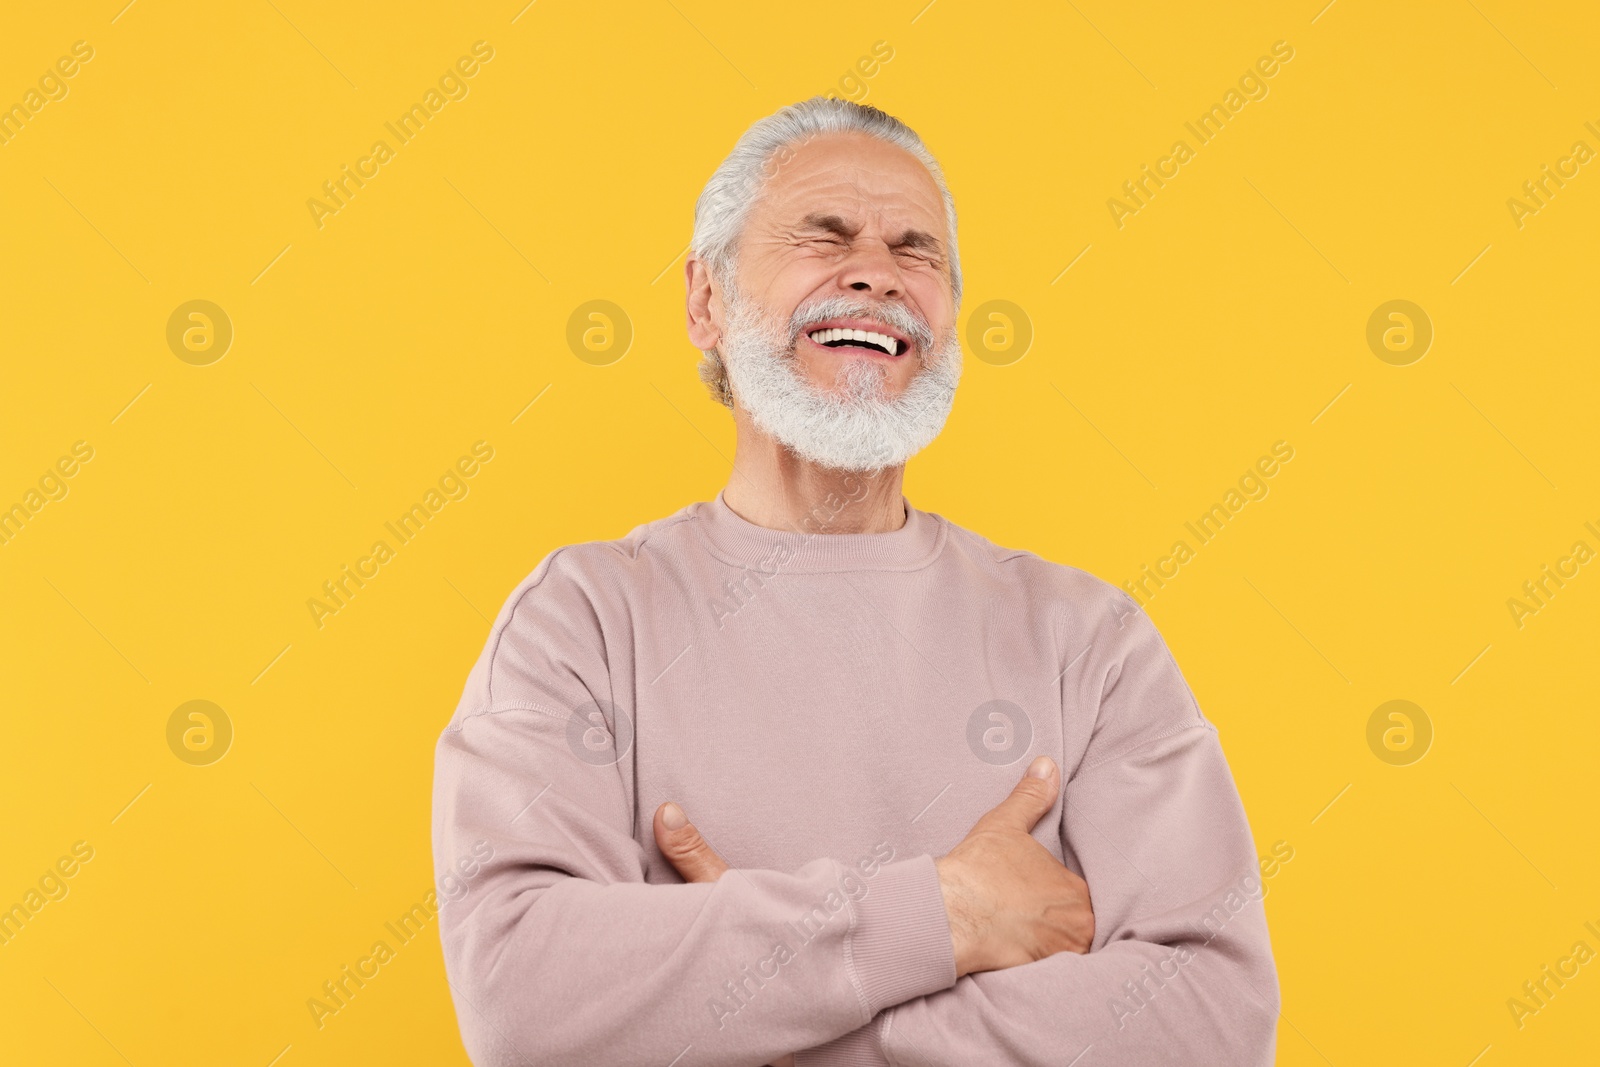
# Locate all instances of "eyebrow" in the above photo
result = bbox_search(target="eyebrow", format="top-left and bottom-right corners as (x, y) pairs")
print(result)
(797, 212), (944, 255)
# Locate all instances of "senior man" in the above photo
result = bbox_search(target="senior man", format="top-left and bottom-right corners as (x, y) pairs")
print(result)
(432, 97), (1279, 1067)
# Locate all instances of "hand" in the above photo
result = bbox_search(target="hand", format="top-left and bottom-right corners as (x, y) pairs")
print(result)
(653, 805), (792, 1067)
(653, 800), (731, 883)
(934, 755), (1094, 977)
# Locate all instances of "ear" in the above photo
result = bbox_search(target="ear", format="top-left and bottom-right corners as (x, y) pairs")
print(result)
(685, 255), (723, 351)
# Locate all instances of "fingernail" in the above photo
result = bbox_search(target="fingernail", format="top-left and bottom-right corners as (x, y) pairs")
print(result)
(1026, 755), (1054, 780)
(662, 802), (687, 829)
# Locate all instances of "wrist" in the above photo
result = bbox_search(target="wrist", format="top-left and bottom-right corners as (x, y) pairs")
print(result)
(934, 855), (977, 978)
(849, 854), (959, 1011)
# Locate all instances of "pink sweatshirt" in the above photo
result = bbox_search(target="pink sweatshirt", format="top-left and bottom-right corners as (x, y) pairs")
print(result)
(432, 486), (1279, 1066)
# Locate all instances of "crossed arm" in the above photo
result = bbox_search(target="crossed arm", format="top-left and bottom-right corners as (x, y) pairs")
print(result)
(434, 707), (1276, 1066)
(432, 560), (1278, 1065)
(654, 725), (1279, 1067)
(653, 754), (1094, 1067)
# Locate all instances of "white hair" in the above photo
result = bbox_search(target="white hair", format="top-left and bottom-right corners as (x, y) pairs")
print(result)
(691, 97), (961, 407)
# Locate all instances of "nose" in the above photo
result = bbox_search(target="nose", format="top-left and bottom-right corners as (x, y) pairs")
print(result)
(838, 242), (904, 300)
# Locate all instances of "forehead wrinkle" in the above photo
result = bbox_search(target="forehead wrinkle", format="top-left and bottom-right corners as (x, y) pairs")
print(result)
(762, 144), (944, 228)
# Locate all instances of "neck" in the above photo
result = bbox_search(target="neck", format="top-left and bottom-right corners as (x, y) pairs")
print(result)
(722, 405), (908, 533)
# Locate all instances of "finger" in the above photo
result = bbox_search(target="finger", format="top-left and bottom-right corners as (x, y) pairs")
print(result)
(653, 801), (731, 884)
(977, 755), (1060, 834)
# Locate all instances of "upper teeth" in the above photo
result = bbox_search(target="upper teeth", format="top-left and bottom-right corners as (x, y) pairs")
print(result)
(808, 327), (901, 355)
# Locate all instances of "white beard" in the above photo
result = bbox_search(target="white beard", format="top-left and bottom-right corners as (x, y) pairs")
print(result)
(716, 289), (963, 474)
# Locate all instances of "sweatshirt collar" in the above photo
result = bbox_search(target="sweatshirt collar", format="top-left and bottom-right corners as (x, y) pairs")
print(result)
(692, 487), (946, 573)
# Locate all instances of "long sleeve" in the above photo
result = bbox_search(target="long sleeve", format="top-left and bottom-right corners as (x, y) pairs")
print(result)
(796, 590), (1280, 1067)
(431, 547), (960, 1067)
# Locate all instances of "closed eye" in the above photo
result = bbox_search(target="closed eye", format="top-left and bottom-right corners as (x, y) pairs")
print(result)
(792, 236), (847, 255)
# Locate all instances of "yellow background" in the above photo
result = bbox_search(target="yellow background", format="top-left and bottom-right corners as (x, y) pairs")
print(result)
(3, 1), (1597, 1063)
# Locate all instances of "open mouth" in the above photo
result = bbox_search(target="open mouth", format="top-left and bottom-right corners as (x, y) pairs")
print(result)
(805, 327), (907, 357)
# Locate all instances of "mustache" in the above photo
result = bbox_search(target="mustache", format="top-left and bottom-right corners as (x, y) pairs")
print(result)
(786, 295), (935, 353)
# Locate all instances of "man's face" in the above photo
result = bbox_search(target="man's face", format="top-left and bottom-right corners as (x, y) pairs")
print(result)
(700, 130), (964, 473)
(729, 130), (957, 399)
